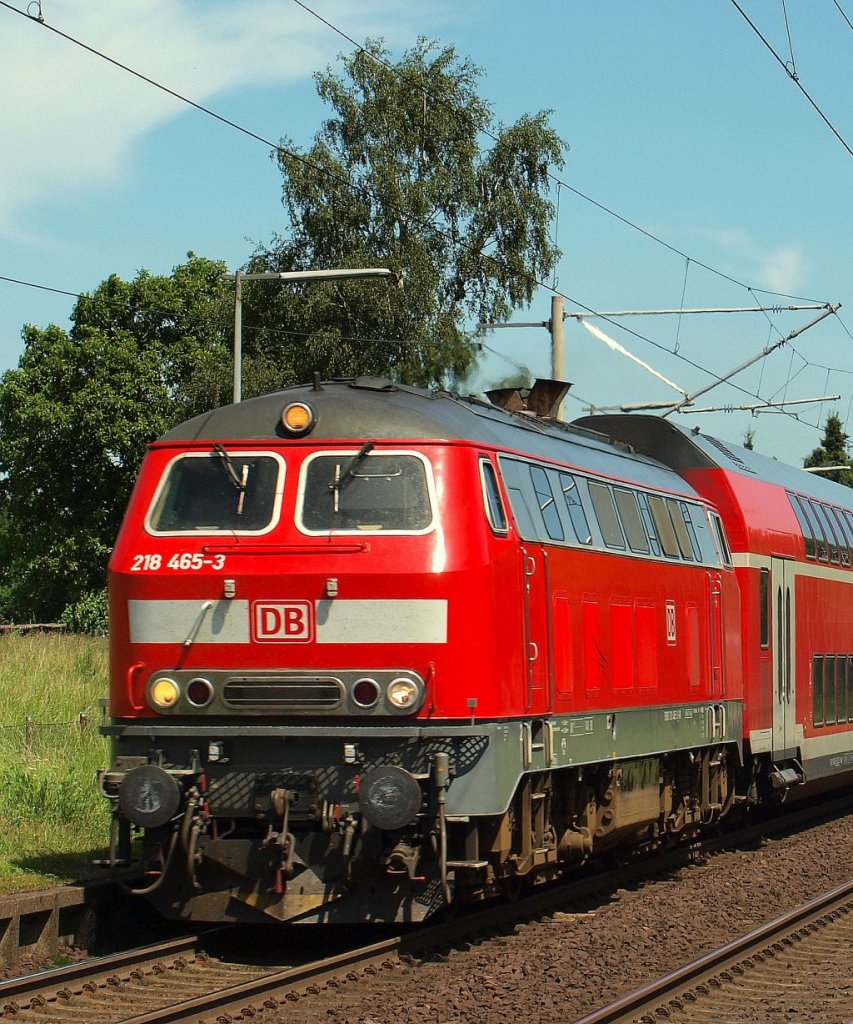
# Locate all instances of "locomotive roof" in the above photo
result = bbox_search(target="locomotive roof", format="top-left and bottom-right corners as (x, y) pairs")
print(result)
(158, 378), (701, 497)
(575, 413), (853, 506)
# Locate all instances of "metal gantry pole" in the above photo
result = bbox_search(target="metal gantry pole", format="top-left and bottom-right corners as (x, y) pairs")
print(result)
(224, 268), (393, 403)
(550, 295), (565, 417)
(233, 271), (242, 404)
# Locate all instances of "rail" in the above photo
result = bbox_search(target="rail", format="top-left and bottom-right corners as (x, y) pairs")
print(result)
(571, 880), (853, 1023)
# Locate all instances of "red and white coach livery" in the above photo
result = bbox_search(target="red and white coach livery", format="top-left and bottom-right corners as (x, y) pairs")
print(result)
(100, 377), (853, 924)
(580, 414), (853, 794)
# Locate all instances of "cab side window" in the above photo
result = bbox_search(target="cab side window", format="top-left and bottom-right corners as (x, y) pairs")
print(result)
(480, 459), (509, 534)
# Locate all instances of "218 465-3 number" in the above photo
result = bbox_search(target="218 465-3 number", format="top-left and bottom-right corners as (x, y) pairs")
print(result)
(130, 553), (226, 571)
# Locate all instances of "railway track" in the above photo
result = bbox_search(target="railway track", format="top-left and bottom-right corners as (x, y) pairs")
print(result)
(2, 795), (850, 1024)
(0, 908), (502, 1024)
(573, 879), (853, 1024)
(0, 927), (349, 1024)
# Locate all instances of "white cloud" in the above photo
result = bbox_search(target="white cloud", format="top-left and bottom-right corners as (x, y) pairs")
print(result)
(700, 227), (807, 294)
(0, 0), (418, 238)
(755, 245), (807, 293)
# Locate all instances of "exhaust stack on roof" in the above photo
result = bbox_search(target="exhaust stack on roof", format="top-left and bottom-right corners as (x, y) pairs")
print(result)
(485, 378), (572, 419)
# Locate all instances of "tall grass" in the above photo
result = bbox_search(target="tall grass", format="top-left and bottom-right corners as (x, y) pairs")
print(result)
(0, 633), (111, 892)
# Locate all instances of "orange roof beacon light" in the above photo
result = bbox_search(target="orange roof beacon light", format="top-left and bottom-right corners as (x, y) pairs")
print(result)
(281, 401), (315, 436)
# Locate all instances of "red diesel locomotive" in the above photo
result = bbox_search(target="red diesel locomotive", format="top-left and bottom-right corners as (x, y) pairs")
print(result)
(101, 377), (853, 924)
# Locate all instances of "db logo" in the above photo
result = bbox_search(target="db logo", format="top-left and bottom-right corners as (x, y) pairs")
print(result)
(665, 601), (677, 644)
(253, 601), (313, 642)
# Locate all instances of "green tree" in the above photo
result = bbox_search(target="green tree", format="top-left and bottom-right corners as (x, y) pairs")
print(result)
(0, 254), (231, 622)
(742, 427), (755, 450)
(804, 412), (853, 487)
(246, 38), (565, 391)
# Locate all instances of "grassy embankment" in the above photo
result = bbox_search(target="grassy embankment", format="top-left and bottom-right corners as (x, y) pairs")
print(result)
(0, 632), (111, 893)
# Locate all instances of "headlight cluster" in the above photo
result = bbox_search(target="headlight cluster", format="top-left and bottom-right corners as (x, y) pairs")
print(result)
(351, 676), (420, 711)
(149, 675), (213, 712)
(147, 671), (423, 715)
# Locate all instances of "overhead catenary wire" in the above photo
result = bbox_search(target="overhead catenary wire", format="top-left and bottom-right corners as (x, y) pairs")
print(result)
(729, 0), (853, 159)
(0, 0), (828, 318)
(662, 304), (839, 416)
(0, 0), (288, 155)
(0, 272), (429, 352)
(1, 269), (838, 439)
(291, 0), (826, 306)
(286, 0), (853, 434)
(832, 0), (853, 34)
(780, 0), (799, 78)
(5, 0), (790, 307)
(0, 0), (846, 439)
(287, 0), (853, 433)
(0, 273), (81, 299)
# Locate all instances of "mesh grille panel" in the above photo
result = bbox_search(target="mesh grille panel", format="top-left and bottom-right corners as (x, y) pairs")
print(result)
(223, 677), (343, 709)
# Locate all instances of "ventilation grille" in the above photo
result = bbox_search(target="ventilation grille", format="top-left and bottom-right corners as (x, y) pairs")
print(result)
(223, 677), (343, 709)
(704, 435), (756, 474)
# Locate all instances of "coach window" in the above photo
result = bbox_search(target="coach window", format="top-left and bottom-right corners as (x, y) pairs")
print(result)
(589, 482), (625, 549)
(148, 451), (284, 535)
(788, 493), (817, 560)
(813, 502), (840, 564)
(759, 568), (770, 649)
(825, 656), (837, 725)
(558, 473), (593, 544)
(665, 499), (695, 560)
(682, 504), (706, 559)
(648, 495), (680, 558)
(480, 459), (508, 534)
(829, 507), (852, 566)
(831, 655), (843, 720)
(803, 498), (829, 561)
(708, 511), (733, 567)
(614, 487), (650, 554)
(530, 466), (564, 541)
(636, 493), (662, 556)
(843, 659), (851, 724)
(813, 656), (824, 726)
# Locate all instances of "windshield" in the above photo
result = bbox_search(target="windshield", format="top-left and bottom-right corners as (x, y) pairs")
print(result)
(148, 451), (283, 534)
(300, 452), (433, 533)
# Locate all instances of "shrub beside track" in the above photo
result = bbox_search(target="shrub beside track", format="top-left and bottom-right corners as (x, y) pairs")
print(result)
(0, 634), (109, 894)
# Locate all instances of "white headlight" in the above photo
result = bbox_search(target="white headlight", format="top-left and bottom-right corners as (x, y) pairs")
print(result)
(387, 677), (419, 709)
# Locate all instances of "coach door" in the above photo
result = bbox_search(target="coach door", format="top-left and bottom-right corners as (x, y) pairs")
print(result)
(708, 571), (724, 695)
(771, 557), (797, 758)
(521, 545), (551, 713)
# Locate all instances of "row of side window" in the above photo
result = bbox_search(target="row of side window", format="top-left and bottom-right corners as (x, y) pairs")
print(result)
(484, 455), (730, 567)
(788, 492), (853, 566)
(812, 654), (853, 727)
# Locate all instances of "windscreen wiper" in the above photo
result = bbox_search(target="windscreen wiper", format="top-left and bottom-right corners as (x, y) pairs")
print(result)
(330, 441), (374, 513)
(213, 443), (249, 515)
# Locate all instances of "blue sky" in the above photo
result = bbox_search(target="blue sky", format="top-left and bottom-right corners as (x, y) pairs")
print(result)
(2, 0), (852, 465)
